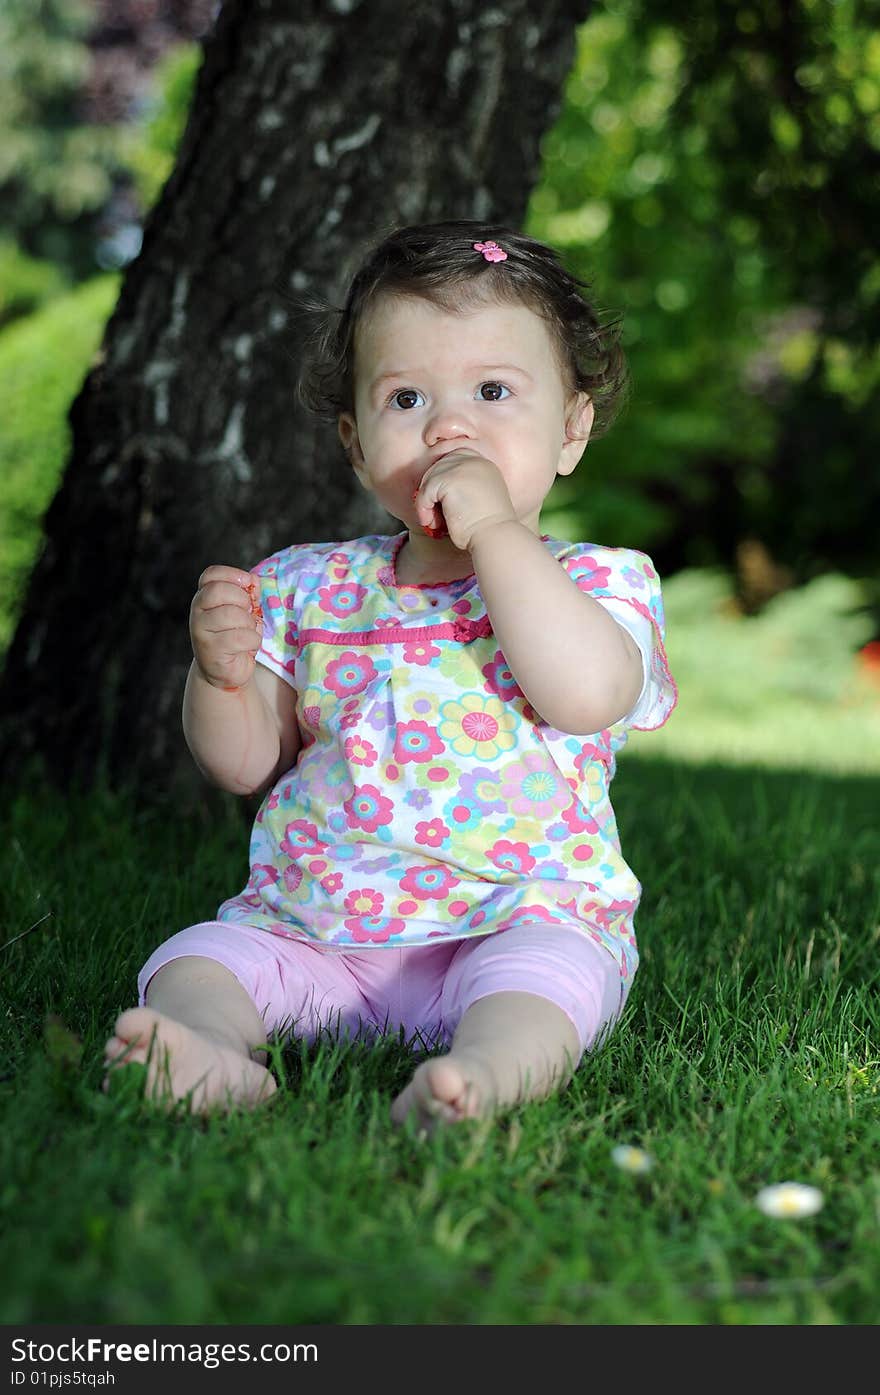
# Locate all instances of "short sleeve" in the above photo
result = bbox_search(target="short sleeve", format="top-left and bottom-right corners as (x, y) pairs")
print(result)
(250, 547), (306, 689)
(557, 543), (678, 731)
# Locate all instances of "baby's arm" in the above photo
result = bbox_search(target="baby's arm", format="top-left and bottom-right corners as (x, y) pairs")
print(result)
(183, 565), (301, 795)
(469, 522), (643, 735)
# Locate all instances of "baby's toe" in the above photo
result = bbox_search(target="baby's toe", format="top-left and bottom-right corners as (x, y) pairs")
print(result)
(104, 1032), (146, 1068)
(112, 1007), (161, 1045)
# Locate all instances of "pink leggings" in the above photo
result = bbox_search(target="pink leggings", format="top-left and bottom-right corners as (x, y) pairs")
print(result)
(138, 921), (628, 1059)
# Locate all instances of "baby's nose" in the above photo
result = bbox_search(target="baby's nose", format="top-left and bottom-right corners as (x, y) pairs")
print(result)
(424, 402), (475, 444)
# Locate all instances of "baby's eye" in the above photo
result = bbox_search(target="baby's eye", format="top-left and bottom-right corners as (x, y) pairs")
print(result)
(389, 388), (425, 410)
(477, 381), (511, 401)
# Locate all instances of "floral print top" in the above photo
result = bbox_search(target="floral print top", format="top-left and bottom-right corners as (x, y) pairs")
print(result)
(217, 531), (677, 984)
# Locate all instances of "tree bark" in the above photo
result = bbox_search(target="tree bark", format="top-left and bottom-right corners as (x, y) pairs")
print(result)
(1, 0), (589, 798)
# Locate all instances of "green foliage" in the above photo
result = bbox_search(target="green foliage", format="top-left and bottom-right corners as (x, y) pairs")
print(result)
(0, 273), (120, 648)
(627, 567), (880, 771)
(531, 8), (780, 563)
(531, 0), (879, 583)
(0, 0), (130, 280)
(121, 42), (202, 212)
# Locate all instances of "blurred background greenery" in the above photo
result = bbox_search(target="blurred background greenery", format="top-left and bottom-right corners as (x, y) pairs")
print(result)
(532, 0), (879, 592)
(1, 0), (877, 771)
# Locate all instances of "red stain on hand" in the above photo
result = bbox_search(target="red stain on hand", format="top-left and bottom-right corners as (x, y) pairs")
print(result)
(412, 486), (448, 538)
(245, 577), (264, 626)
(423, 503), (449, 539)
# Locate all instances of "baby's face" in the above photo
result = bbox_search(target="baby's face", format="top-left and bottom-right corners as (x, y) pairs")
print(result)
(338, 294), (592, 538)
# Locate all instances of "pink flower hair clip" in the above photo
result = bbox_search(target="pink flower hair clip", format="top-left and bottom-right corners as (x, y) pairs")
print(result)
(473, 240), (508, 263)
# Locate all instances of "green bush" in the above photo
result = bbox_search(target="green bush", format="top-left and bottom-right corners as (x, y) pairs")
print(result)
(0, 273), (120, 648)
(0, 237), (70, 329)
(626, 568), (880, 773)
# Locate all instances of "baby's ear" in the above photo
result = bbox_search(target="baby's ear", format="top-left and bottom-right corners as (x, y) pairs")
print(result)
(338, 413), (366, 480)
(558, 393), (594, 476)
(566, 392), (594, 442)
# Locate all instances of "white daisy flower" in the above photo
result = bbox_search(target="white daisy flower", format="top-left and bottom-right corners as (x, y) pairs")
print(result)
(611, 1144), (654, 1174)
(754, 1182), (824, 1218)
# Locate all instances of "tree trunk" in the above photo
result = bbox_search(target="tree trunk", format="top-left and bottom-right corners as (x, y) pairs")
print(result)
(1, 0), (588, 799)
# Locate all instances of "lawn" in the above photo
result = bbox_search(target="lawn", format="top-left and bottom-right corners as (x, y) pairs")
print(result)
(2, 748), (878, 1325)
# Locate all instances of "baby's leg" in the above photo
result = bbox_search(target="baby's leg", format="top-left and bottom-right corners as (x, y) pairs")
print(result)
(390, 990), (579, 1128)
(105, 922), (399, 1113)
(391, 925), (622, 1131)
(104, 956), (276, 1112)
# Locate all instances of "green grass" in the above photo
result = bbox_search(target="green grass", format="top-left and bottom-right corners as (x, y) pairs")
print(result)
(2, 758), (878, 1325)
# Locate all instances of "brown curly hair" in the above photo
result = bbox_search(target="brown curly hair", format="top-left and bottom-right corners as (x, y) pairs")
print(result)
(297, 220), (628, 438)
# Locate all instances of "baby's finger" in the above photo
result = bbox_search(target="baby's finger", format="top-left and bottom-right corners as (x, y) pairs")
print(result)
(412, 484), (448, 538)
(424, 504), (448, 539)
(195, 604), (263, 637)
(197, 564), (254, 591)
(197, 632), (263, 679)
(195, 581), (255, 615)
(226, 627), (263, 655)
(411, 494), (430, 531)
(416, 507), (448, 538)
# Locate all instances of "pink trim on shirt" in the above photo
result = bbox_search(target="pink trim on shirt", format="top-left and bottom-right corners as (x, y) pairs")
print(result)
(298, 616), (494, 647)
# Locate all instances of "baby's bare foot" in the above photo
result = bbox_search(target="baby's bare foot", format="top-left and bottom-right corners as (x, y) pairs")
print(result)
(390, 1051), (497, 1133)
(102, 1006), (276, 1113)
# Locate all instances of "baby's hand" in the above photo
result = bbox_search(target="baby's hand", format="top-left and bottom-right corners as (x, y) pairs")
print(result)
(414, 450), (517, 552)
(189, 565), (264, 691)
